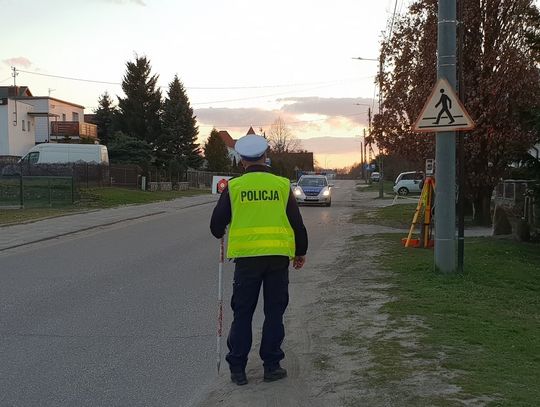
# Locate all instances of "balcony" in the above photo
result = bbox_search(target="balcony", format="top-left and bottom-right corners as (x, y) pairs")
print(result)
(50, 121), (97, 141)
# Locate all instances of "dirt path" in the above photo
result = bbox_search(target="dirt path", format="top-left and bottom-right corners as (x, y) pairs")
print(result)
(195, 190), (468, 407)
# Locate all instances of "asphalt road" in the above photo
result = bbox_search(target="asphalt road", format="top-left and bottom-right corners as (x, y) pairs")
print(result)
(0, 180), (356, 407)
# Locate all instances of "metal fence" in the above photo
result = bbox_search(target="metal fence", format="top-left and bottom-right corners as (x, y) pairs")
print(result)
(0, 159), (239, 208)
(184, 170), (240, 188)
(0, 175), (75, 208)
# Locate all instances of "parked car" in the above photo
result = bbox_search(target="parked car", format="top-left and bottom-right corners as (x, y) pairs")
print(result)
(370, 172), (381, 182)
(393, 171), (424, 196)
(292, 175), (332, 206)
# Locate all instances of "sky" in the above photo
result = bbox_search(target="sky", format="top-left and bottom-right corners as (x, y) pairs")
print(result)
(0, 0), (407, 168)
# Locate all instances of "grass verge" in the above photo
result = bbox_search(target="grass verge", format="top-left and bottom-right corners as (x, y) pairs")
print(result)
(78, 187), (209, 208)
(352, 203), (417, 229)
(355, 180), (395, 194)
(0, 187), (210, 226)
(372, 234), (540, 405)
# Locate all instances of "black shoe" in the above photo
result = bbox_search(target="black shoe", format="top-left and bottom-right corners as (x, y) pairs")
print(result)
(230, 371), (248, 386)
(263, 367), (287, 382)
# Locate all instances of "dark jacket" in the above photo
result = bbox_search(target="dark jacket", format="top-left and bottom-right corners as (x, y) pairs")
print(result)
(210, 165), (308, 256)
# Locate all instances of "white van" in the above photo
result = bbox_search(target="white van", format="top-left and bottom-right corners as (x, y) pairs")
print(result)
(20, 143), (109, 165)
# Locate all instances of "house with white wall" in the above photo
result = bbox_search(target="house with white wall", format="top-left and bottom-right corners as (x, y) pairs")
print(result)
(217, 130), (241, 164)
(0, 86), (97, 157)
(23, 96), (92, 143)
(0, 87), (36, 157)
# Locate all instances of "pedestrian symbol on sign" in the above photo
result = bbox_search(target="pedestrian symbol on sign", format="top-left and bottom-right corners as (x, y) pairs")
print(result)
(413, 78), (475, 133)
(434, 89), (454, 125)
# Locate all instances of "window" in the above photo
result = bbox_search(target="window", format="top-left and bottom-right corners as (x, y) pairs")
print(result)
(62, 113), (66, 121)
(28, 152), (39, 164)
(298, 177), (327, 187)
(401, 173), (415, 180)
(72, 112), (79, 121)
(22, 120), (26, 131)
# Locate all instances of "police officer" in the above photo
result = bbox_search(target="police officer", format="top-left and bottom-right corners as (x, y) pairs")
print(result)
(210, 134), (308, 386)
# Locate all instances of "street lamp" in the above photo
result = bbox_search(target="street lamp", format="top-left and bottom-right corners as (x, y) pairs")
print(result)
(352, 56), (385, 199)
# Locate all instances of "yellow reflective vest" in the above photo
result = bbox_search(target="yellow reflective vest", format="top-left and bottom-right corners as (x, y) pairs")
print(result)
(227, 172), (295, 258)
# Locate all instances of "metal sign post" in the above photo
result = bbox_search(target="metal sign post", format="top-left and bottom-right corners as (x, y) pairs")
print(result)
(435, 0), (457, 273)
(435, 0), (457, 272)
(412, 1), (475, 273)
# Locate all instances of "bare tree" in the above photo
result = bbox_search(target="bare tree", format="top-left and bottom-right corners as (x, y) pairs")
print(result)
(267, 117), (301, 153)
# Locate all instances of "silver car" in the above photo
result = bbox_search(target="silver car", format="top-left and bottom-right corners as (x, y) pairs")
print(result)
(292, 175), (332, 206)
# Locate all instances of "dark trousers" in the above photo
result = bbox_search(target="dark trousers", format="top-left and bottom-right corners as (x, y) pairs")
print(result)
(225, 256), (289, 373)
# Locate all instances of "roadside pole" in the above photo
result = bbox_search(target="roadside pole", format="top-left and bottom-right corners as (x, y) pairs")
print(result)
(435, 0), (457, 272)
(216, 237), (224, 373)
(378, 58), (385, 200)
(457, 0), (465, 273)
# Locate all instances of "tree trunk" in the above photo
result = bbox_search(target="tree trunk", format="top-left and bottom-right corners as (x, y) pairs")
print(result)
(473, 187), (493, 226)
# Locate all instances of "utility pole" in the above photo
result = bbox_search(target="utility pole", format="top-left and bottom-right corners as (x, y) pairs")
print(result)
(435, 0), (457, 272)
(12, 67), (18, 126)
(457, 0), (465, 272)
(377, 58), (384, 199)
(11, 66), (18, 87)
(362, 129), (366, 181)
(367, 107), (372, 184)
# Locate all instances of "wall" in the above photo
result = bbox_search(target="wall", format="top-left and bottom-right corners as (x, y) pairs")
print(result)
(0, 100), (35, 156)
(0, 105), (8, 154)
(24, 98), (84, 143)
(9, 100), (36, 156)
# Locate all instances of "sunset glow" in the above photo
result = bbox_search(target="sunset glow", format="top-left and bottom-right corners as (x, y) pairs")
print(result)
(0, 0), (395, 169)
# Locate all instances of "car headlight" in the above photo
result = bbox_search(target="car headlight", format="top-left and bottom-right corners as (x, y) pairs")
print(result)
(294, 188), (302, 196)
(322, 189), (330, 197)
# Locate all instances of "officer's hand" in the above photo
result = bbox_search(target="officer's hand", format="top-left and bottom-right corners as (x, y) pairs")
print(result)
(293, 256), (305, 270)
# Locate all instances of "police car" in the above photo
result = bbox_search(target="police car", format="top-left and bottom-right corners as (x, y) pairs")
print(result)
(292, 175), (332, 206)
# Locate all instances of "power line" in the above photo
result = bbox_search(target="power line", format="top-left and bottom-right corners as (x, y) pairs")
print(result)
(189, 79), (356, 90)
(17, 69), (120, 85)
(191, 81), (361, 106)
(388, 0), (400, 41)
(0, 76), (13, 84)
(16, 68), (370, 91)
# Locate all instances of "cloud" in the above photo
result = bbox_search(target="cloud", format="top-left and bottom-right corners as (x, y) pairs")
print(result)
(300, 136), (362, 155)
(3, 56), (32, 68)
(278, 96), (376, 126)
(195, 97), (376, 144)
(195, 107), (296, 130)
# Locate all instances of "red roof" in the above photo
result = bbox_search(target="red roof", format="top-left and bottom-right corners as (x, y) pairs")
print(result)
(246, 126), (256, 135)
(218, 131), (236, 148)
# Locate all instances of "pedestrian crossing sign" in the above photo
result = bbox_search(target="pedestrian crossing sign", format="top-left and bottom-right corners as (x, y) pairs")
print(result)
(413, 78), (475, 133)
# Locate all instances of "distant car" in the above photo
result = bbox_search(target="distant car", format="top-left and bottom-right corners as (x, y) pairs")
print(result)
(393, 171), (424, 196)
(370, 172), (381, 182)
(292, 175), (332, 206)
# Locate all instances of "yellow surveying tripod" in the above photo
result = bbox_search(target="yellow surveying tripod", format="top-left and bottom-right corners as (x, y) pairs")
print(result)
(402, 176), (436, 248)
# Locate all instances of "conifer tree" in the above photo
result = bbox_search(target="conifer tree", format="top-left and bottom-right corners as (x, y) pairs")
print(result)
(117, 56), (162, 145)
(160, 75), (202, 169)
(93, 91), (117, 146)
(204, 128), (230, 172)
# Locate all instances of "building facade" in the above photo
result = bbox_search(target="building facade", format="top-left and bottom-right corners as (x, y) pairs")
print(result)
(0, 86), (97, 157)
(0, 97), (36, 157)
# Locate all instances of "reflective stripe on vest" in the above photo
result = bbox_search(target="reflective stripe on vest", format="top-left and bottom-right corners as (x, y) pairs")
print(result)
(227, 172), (295, 258)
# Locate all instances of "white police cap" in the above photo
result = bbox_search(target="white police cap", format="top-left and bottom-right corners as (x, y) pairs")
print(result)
(235, 134), (268, 161)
